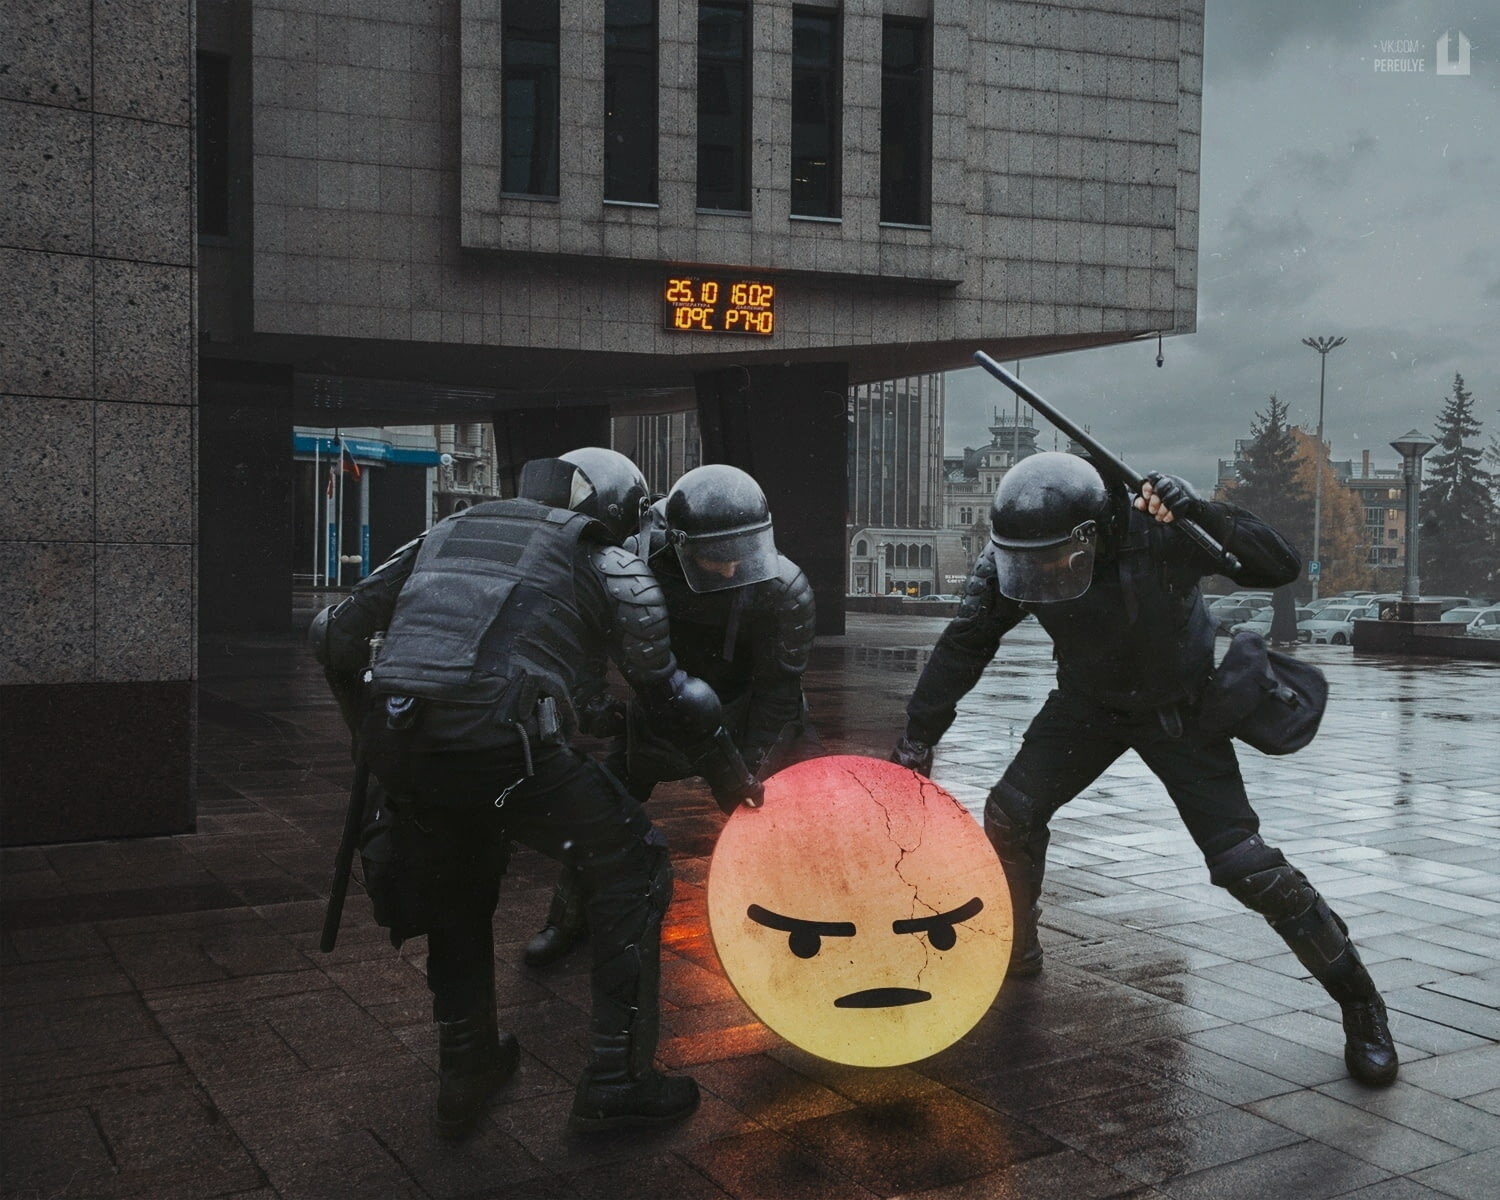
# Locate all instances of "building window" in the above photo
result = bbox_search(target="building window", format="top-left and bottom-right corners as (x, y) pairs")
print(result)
(502, 0), (560, 197)
(895, 544), (908, 568)
(884, 544), (894, 568)
(697, 2), (750, 211)
(856, 539), (868, 557)
(880, 17), (929, 225)
(197, 52), (231, 236)
(605, 0), (658, 203)
(920, 545), (932, 568)
(791, 8), (840, 217)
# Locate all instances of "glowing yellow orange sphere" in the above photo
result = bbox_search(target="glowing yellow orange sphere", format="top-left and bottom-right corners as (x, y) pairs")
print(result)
(707, 755), (1013, 1067)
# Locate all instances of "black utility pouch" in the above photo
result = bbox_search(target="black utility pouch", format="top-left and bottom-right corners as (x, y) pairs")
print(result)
(1199, 631), (1328, 755)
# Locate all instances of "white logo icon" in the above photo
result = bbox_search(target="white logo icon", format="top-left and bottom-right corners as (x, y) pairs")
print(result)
(1436, 30), (1470, 76)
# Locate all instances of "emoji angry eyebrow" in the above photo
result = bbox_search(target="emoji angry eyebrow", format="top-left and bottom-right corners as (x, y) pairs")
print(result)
(746, 904), (855, 937)
(892, 896), (984, 934)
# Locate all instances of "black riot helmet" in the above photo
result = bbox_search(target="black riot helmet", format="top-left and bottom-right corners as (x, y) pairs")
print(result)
(516, 447), (649, 545)
(663, 465), (779, 593)
(988, 452), (1110, 603)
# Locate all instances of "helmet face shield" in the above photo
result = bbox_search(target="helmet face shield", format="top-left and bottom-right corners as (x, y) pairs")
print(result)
(673, 524), (778, 593)
(992, 521), (1098, 603)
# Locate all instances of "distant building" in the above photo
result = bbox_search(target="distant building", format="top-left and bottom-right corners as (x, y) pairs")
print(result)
(1217, 444), (1409, 583)
(845, 375), (972, 596)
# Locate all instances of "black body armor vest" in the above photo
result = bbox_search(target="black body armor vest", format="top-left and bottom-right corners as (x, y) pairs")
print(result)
(371, 500), (595, 719)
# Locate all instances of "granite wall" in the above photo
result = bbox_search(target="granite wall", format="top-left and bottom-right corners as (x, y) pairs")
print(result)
(1, 0), (197, 844)
(248, 0), (1203, 373)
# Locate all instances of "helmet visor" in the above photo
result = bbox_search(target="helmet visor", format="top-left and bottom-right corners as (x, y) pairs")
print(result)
(992, 538), (1097, 603)
(673, 525), (778, 593)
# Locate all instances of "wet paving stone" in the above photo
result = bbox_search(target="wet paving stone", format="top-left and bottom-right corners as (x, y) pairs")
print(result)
(1, 614), (1496, 1198)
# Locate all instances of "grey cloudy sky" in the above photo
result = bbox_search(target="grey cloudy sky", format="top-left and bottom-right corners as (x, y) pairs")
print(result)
(944, 0), (1500, 492)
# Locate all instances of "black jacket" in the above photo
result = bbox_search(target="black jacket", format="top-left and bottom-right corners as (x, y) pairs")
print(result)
(905, 499), (1300, 744)
(643, 536), (815, 771)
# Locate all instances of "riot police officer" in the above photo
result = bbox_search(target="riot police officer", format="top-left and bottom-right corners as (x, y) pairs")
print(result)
(891, 452), (1398, 1087)
(312, 448), (761, 1138)
(525, 464), (819, 967)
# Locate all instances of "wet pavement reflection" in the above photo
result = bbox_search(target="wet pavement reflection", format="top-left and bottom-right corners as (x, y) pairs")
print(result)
(1, 611), (1496, 1199)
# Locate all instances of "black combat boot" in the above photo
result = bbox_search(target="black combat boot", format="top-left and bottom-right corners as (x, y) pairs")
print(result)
(524, 868), (588, 968)
(570, 1033), (700, 1132)
(1211, 835), (1398, 1087)
(1007, 901), (1045, 978)
(1311, 934), (1399, 1087)
(434, 1008), (520, 1140)
(1270, 889), (1398, 1085)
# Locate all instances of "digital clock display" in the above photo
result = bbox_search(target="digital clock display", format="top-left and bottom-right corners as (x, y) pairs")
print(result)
(663, 275), (776, 336)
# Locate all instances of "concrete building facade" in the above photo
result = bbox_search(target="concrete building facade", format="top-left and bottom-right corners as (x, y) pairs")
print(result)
(3, 0), (1205, 843)
(2, 1), (197, 844)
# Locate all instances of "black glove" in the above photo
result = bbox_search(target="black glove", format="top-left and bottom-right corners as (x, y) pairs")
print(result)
(1143, 472), (1204, 524)
(578, 692), (627, 738)
(709, 774), (765, 816)
(695, 728), (765, 815)
(890, 735), (934, 776)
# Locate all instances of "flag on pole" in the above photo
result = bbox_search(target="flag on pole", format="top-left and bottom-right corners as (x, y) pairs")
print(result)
(340, 439), (362, 479)
(326, 464), (337, 499)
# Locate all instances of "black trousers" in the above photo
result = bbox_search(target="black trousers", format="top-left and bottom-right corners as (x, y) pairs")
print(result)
(369, 739), (669, 1029)
(997, 688), (1260, 859)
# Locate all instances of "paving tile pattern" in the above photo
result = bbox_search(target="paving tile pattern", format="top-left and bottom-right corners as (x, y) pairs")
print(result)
(3, 613), (1497, 1198)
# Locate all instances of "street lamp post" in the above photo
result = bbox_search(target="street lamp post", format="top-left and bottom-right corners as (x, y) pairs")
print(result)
(1301, 335), (1346, 601)
(1389, 429), (1437, 605)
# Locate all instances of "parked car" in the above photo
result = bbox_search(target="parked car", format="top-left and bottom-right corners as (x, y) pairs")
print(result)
(1297, 605), (1365, 645)
(913, 593), (961, 602)
(1464, 605), (1500, 638)
(1230, 607), (1315, 638)
(1210, 600), (1271, 636)
(1302, 596), (1351, 615)
(1439, 606), (1486, 627)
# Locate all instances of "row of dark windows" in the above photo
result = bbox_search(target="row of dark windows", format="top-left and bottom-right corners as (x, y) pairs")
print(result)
(502, 2), (930, 224)
(853, 541), (933, 571)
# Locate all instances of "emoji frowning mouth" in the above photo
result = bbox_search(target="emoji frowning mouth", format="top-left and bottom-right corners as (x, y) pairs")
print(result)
(833, 987), (932, 1009)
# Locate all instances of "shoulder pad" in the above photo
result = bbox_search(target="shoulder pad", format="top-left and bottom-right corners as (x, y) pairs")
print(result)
(956, 546), (998, 619)
(759, 557), (815, 613)
(757, 556), (816, 672)
(590, 544), (674, 680)
(307, 604), (336, 664)
(591, 544), (665, 604)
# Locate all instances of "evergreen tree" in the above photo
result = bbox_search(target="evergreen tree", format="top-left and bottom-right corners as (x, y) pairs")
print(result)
(1223, 394), (1313, 554)
(1419, 374), (1498, 595)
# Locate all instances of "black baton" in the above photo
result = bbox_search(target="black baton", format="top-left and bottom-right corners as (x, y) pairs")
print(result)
(320, 754), (371, 953)
(973, 351), (1242, 574)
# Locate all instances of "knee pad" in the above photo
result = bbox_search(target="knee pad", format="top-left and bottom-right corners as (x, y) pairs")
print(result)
(984, 779), (1039, 837)
(1206, 834), (1316, 923)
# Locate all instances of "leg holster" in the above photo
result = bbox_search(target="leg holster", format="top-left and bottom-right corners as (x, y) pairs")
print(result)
(984, 780), (1050, 974)
(1207, 834), (1376, 1003)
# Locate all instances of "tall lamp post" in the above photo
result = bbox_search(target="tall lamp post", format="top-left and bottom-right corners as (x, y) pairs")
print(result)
(1389, 429), (1436, 605)
(1301, 335), (1346, 600)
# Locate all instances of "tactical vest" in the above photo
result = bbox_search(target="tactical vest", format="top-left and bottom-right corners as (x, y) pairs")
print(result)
(370, 499), (595, 718)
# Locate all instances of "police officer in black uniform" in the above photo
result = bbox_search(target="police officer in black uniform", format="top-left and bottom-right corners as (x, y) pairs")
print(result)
(890, 452), (1397, 1087)
(525, 463), (819, 967)
(312, 448), (762, 1138)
